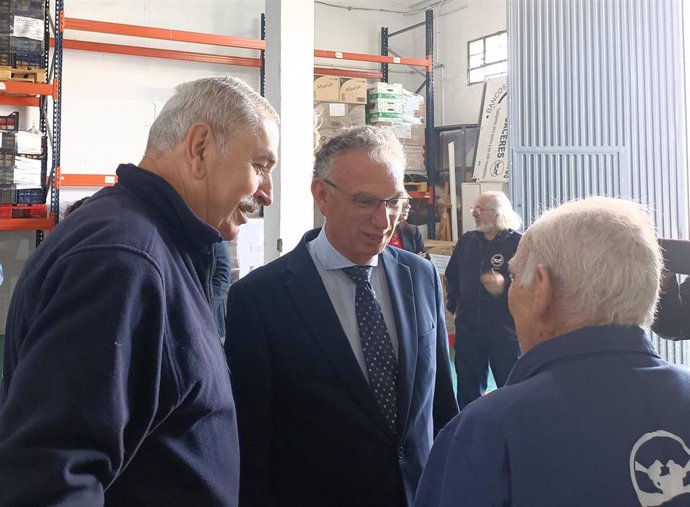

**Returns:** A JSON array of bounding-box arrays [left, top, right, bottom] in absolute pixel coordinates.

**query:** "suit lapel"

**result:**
[[284, 235, 393, 437], [381, 248, 417, 438]]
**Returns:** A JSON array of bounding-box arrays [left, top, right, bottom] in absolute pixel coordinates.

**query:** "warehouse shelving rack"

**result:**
[[54, 16, 266, 189], [0, 0, 63, 245], [53, 10, 438, 239], [302, 10, 437, 236]]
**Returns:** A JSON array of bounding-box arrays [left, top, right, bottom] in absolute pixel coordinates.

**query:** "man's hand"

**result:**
[[480, 269, 505, 297]]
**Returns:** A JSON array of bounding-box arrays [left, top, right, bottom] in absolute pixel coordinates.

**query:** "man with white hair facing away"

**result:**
[[445, 191, 522, 409], [414, 196, 690, 507]]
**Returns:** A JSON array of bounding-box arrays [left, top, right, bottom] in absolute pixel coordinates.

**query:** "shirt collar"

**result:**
[[310, 226, 379, 270], [116, 163, 222, 250], [507, 325, 659, 384]]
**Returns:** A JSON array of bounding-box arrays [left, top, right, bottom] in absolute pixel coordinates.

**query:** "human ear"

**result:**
[[311, 179, 330, 217], [533, 264, 553, 317], [185, 123, 211, 179]]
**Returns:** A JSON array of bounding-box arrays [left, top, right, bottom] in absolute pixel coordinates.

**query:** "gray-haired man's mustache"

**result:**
[[239, 196, 261, 214]]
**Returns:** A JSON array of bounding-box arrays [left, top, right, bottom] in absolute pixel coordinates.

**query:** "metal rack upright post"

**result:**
[[0, 0, 64, 245], [381, 10, 436, 239]]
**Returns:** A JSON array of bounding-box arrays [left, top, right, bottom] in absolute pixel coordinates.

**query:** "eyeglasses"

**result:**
[[470, 206, 496, 213], [323, 179, 410, 212]]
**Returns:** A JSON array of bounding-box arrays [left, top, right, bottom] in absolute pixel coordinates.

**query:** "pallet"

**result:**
[[404, 181, 428, 193], [0, 66, 46, 83]]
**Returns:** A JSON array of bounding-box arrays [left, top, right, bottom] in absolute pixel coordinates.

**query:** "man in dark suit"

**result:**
[[225, 125, 458, 507]]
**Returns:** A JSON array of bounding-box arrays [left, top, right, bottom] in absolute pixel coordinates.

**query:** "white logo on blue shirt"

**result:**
[[630, 430, 690, 506]]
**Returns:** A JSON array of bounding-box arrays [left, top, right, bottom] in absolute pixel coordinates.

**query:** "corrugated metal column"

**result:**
[[508, 0, 688, 365]]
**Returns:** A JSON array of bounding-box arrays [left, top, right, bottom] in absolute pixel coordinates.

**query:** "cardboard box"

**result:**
[[366, 111, 403, 123], [314, 75, 341, 102], [368, 91, 404, 101], [367, 97, 403, 114], [373, 122, 425, 146], [403, 144, 425, 170], [339, 78, 367, 104], [368, 82, 403, 97], [314, 102, 366, 130], [403, 89, 425, 119]]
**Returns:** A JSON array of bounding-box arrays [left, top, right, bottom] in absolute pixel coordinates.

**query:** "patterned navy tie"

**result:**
[[343, 265, 398, 434]]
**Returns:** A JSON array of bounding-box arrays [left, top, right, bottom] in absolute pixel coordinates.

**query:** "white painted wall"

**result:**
[[432, 0, 507, 126]]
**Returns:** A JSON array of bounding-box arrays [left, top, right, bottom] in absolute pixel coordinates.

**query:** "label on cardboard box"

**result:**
[[314, 75, 341, 102], [367, 98, 403, 114], [368, 82, 403, 95], [367, 91, 403, 101], [340, 78, 367, 104], [366, 111, 403, 123], [328, 103, 347, 117], [12, 16, 44, 41], [315, 102, 366, 130]]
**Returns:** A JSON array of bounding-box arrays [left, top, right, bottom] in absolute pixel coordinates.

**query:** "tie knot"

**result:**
[[342, 265, 373, 285]]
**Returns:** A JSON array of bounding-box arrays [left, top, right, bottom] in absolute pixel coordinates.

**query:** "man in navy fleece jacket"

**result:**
[[0, 76, 279, 506], [415, 197, 690, 507]]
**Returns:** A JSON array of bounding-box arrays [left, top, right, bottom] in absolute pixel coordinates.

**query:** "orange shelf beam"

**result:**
[[315, 49, 431, 69], [0, 216, 55, 231], [57, 38, 261, 67], [0, 80, 55, 97], [0, 95, 40, 107], [63, 17, 266, 51], [314, 66, 383, 80], [60, 173, 118, 187]]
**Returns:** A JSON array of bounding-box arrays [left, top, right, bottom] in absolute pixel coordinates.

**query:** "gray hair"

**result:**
[[484, 191, 522, 231], [313, 125, 406, 184], [145, 76, 278, 155], [514, 196, 662, 327]]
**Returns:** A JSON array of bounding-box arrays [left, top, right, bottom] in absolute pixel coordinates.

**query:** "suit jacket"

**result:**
[[225, 229, 458, 507], [397, 222, 429, 259]]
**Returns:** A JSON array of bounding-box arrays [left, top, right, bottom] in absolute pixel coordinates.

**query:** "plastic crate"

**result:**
[[11, 0, 44, 18], [10, 50, 42, 68], [0, 167, 12, 185], [16, 186, 44, 204], [0, 131, 14, 151], [0, 202, 47, 218], [0, 185, 44, 204], [0, 185, 15, 204], [0, 152, 14, 169], [0, 112, 18, 131]]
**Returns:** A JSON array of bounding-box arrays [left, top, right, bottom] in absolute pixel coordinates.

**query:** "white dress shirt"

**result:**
[[306, 227, 400, 382]]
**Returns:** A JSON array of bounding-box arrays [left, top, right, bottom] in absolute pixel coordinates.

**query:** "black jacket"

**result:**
[[653, 275, 690, 340], [445, 229, 521, 337], [0, 164, 239, 506], [397, 222, 429, 258]]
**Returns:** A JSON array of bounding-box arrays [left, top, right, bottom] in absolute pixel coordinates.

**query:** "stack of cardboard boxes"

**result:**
[[366, 83, 426, 174], [313, 75, 367, 152], [313, 77, 427, 175]]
